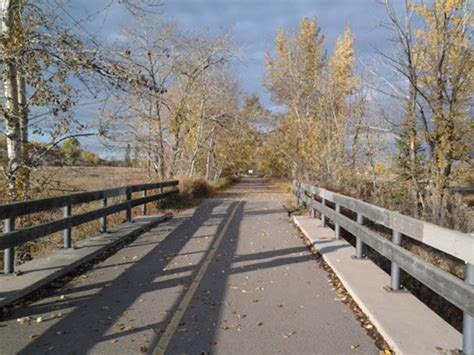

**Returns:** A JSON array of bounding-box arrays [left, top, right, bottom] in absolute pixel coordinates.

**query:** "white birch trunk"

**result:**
[[2, 0, 21, 199]]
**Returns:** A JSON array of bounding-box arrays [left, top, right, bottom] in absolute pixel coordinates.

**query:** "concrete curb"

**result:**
[[0, 215, 168, 308], [292, 215, 462, 355]]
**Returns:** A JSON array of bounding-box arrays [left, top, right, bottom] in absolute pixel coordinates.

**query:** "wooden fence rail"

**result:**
[[293, 180, 474, 354], [1, 180, 179, 275]]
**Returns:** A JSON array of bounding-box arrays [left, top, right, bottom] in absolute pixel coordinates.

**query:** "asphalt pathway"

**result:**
[[0, 178, 378, 354]]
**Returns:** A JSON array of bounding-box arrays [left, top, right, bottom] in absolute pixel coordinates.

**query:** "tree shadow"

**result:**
[[10, 196, 315, 355], [159, 202, 314, 354], [16, 200, 228, 355]]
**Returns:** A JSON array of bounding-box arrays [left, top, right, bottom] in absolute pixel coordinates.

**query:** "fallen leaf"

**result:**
[[256, 322, 263, 326], [283, 330, 297, 339], [350, 344, 360, 350], [364, 324, 373, 330], [17, 317, 32, 325]]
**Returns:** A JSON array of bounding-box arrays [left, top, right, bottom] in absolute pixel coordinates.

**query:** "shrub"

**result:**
[[181, 178, 213, 198]]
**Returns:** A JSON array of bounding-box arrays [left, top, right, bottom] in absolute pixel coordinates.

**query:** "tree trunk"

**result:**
[[188, 117, 205, 177], [17, 68, 30, 195], [2, 0, 22, 200], [205, 137, 215, 180]]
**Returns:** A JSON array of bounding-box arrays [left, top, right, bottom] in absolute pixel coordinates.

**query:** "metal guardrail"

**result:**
[[294, 180, 474, 354], [1, 180, 179, 275]]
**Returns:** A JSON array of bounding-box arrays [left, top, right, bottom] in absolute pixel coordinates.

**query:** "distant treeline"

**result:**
[[0, 137, 131, 168]]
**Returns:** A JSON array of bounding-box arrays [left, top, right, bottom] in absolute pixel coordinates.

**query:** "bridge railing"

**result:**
[[1, 180, 179, 275], [294, 180, 474, 353]]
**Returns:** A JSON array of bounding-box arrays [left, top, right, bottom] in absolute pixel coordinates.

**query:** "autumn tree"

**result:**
[[0, 0, 129, 199], [383, 0, 473, 223], [320, 27, 357, 185], [264, 17, 326, 180], [263, 17, 361, 188], [104, 21, 239, 180]]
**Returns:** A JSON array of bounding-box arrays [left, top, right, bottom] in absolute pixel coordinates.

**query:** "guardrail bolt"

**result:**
[[320, 198, 326, 227], [142, 189, 147, 216], [463, 262, 474, 355], [3, 217, 15, 274], [63, 205, 72, 249], [335, 204, 341, 239], [355, 213, 364, 259], [390, 230, 402, 290], [100, 198, 108, 233]]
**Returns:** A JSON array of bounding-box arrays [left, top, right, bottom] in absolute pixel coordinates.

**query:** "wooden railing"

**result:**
[[294, 180, 474, 354], [1, 180, 179, 274]]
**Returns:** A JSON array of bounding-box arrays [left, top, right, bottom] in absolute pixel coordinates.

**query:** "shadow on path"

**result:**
[[18, 200, 226, 354]]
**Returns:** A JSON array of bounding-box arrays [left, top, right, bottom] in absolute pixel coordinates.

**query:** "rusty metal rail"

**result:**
[[294, 180, 474, 354], [1, 180, 179, 275]]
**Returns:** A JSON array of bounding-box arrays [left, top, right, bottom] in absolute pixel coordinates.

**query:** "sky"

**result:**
[[66, 0, 403, 157]]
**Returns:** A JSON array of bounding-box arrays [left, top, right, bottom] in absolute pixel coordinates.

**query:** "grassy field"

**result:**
[[1, 166, 162, 270], [31, 166, 153, 196], [0, 167, 238, 271]]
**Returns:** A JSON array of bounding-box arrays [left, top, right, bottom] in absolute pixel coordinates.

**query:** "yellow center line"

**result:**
[[153, 201, 242, 355]]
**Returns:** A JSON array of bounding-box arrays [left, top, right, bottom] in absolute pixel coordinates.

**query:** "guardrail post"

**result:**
[[463, 262, 474, 355], [335, 204, 341, 239], [355, 213, 364, 259], [142, 189, 147, 216], [126, 188, 132, 222], [320, 198, 326, 227], [100, 198, 108, 233], [390, 230, 402, 290], [296, 183, 301, 207], [63, 205, 72, 249], [3, 217, 15, 274], [310, 193, 315, 218]]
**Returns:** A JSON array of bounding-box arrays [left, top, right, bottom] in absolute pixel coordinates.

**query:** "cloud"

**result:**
[[66, 0, 403, 157]]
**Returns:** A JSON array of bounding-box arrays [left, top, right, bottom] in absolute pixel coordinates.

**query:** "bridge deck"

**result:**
[[0, 178, 377, 354]]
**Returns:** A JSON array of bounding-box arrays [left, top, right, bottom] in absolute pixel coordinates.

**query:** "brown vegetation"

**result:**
[[0, 166, 238, 271]]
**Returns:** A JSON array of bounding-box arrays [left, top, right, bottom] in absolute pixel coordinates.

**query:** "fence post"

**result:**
[[310, 193, 315, 218], [126, 188, 132, 222], [3, 217, 15, 274], [390, 230, 402, 290], [463, 262, 474, 355], [355, 213, 364, 259], [320, 198, 326, 227], [142, 189, 147, 216], [335, 204, 341, 239], [100, 198, 108, 233], [295, 182, 301, 207], [63, 205, 72, 249]]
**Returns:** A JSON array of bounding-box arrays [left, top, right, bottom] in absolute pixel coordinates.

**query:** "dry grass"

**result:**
[[267, 178, 293, 194], [0, 168, 238, 272], [30, 166, 153, 196]]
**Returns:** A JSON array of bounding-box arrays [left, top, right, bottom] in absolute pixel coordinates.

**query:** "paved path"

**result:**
[[0, 178, 378, 354]]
